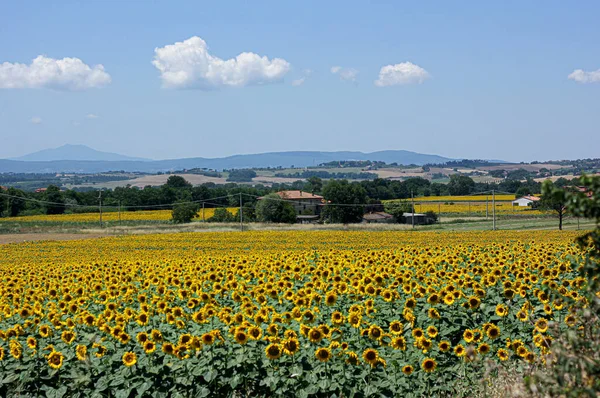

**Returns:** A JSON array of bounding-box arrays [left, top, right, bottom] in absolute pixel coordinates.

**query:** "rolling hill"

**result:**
[[1, 147, 453, 173]]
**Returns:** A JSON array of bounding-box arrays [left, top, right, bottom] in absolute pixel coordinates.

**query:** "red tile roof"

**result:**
[[274, 190, 323, 200]]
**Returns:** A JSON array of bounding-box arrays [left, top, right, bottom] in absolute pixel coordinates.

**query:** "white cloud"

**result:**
[[152, 36, 291, 89], [0, 55, 111, 90], [291, 69, 312, 86], [291, 77, 306, 86], [30, 116, 42, 124], [86, 113, 99, 119], [331, 66, 358, 82], [374, 62, 430, 87], [568, 69, 600, 84]]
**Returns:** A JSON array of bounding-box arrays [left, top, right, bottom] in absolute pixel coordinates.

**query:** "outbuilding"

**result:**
[[512, 195, 540, 207]]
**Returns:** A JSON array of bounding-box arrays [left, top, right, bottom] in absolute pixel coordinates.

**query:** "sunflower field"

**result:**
[[0, 208, 238, 224], [0, 230, 592, 397]]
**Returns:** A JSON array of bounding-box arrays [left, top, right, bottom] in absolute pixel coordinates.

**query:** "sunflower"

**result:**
[[427, 308, 440, 320], [26, 337, 37, 350], [412, 328, 424, 339], [402, 364, 414, 375], [75, 344, 87, 361], [39, 325, 52, 338], [283, 338, 300, 355], [137, 332, 149, 344], [421, 357, 437, 373], [486, 324, 500, 340], [248, 326, 263, 340], [454, 344, 466, 357], [122, 351, 137, 367], [331, 311, 344, 325], [61, 330, 76, 345], [427, 293, 440, 305], [178, 334, 192, 346], [438, 340, 451, 352], [234, 330, 249, 345], [9, 342, 22, 359], [201, 333, 215, 345], [516, 310, 528, 322], [0, 347, 4, 361], [368, 325, 383, 340], [162, 342, 175, 356], [143, 341, 157, 354], [391, 336, 407, 350], [362, 348, 378, 365], [426, 325, 438, 338], [315, 347, 332, 362], [535, 318, 549, 333], [150, 329, 163, 342], [93, 343, 107, 358], [497, 348, 509, 361], [47, 351, 64, 369], [478, 343, 490, 355], [463, 329, 474, 343], [516, 346, 528, 358], [467, 296, 481, 309], [443, 294, 455, 305], [389, 320, 403, 334], [325, 292, 337, 306], [348, 313, 362, 328], [265, 343, 283, 360], [564, 314, 577, 327], [525, 351, 535, 363], [346, 351, 360, 365], [495, 304, 508, 317], [308, 327, 324, 343]]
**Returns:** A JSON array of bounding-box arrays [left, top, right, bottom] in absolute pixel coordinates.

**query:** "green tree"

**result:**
[[166, 175, 192, 189], [171, 202, 199, 223], [45, 185, 65, 215], [208, 208, 236, 222], [321, 180, 367, 224], [6, 188, 26, 217], [531, 175, 600, 395], [540, 180, 568, 230], [447, 175, 475, 195], [384, 201, 414, 223], [305, 177, 323, 194], [255, 194, 297, 223]]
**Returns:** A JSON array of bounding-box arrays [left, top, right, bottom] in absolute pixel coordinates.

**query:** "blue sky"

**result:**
[[0, 1, 598, 162]]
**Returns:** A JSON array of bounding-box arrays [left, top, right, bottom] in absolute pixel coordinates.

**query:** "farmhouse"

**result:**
[[512, 195, 540, 207], [362, 212, 395, 224], [260, 190, 324, 217], [402, 212, 435, 225]]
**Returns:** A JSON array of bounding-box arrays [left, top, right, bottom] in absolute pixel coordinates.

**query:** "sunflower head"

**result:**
[[122, 351, 137, 367], [315, 347, 332, 362], [421, 357, 437, 373], [362, 348, 379, 365], [265, 343, 283, 360]]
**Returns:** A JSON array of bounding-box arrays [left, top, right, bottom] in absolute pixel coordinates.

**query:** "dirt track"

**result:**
[[0, 233, 108, 245]]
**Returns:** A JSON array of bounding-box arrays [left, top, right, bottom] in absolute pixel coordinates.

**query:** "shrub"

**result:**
[[171, 202, 199, 223]]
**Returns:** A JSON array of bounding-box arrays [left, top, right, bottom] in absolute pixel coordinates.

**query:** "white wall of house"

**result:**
[[512, 198, 533, 207]]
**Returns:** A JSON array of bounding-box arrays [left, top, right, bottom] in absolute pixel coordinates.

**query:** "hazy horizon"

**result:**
[[1, 1, 599, 163]]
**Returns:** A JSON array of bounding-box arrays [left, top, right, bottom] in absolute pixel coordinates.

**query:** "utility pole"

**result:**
[[118, 200, 122, 226], [486, 196, 489, 220], [492, 190, 496, 231], [98, 190, 103, 228], [411, 190, 415, 229], [239, 192, 243, 232]]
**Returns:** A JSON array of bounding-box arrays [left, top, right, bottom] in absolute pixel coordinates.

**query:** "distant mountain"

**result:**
[[11, 144, 150, 162], [0, 149, 453, 174]]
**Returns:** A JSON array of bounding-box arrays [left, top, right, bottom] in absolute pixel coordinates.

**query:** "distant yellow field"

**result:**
[[0, 208, 239, 223], [396, 194, 516, 202]]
